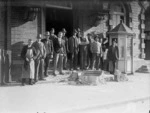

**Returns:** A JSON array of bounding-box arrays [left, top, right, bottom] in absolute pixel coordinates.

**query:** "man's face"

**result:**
[[58, 32, 63, 38], [37, 38, 41, 42], [46, 35, 49, 39], [28, 40, 33, 46], [77, 32, 81, 37], [100, 38, 103, 43], [112, 41, 116, 46], [95, 37, 99, 42], [51, 30, 55, 34], [74, 32, 77, 36], [63, 32, 66, 36]]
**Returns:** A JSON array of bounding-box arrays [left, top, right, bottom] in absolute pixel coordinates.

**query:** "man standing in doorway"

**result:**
[[107, 39, 119, 74], [42, 31, 54, 77], [68, 29, 79, 70], [53, 32, 65, 76], [32, 34, 46, 82]]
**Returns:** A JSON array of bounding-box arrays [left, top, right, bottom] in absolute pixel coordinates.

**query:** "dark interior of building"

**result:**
[[46, 7, 73, 37]]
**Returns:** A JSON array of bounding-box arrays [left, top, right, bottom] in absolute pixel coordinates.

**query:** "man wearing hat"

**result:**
[[62, 28, 69, 70], [107, 39, 119, 74], [32, 34, 46, 82], [42, 31, 54, 77], [50, 28, 57, 41], [86, 33, 93, 69], [53, 31, 66, 76], [68, 29, 79, 70]]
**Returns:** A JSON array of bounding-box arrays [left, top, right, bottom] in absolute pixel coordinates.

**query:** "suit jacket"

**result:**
[[62, 36, 69, 53], [107, 45, 119, 61], [41, 38, 54, 55], [21, 45, 37, 70], [68, 36, 79, 53], [32, 41, 46, 60], [53, 38, 65, 54]]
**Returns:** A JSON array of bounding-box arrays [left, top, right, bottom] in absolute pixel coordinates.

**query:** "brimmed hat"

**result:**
[[45, 31, 50, 36], [62, 28, 66, 33]]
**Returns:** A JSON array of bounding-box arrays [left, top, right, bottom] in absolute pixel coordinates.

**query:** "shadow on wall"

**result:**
[[84, 14, 108, 37], [11, 6, 31, 27], [11, 41, 24, 82]]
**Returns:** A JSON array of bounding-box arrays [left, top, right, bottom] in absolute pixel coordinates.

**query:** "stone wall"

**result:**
[[130, 1, 142, 59]]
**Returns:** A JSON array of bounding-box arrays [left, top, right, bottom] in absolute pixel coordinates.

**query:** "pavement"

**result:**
[[0, 72, 150, 113]]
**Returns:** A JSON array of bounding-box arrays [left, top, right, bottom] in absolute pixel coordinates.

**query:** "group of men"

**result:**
[[21, 28, 119, 85]]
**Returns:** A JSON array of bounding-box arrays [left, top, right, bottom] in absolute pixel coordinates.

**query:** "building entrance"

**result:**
[[144, 6, 150, 60], [46, 7, 73, 37]]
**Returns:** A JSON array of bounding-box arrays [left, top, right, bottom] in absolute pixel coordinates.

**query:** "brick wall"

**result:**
[[11, 6, 38, 80], [11, 7, 38, 61], [129, 1, 149, 71]]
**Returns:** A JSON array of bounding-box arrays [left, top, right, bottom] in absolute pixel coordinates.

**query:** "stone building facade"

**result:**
[[0, 0, 150, 84]]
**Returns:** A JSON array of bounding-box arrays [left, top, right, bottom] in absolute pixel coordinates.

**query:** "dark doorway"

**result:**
[[46, 7, 73, 37], [144, 39, 150, 60]]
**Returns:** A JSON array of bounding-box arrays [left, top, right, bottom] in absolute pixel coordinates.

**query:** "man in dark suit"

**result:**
[[107, 39, 119, 74], [50, 28, 57, 41], [68, 29, 79, 70], [32, 34, 46, 82], [42, 31, 54, 77], [53, 32, 65, 76]]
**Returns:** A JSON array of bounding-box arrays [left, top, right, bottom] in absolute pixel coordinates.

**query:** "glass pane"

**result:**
[[127, 37, 132, 57], [119, 38, 125, 58]]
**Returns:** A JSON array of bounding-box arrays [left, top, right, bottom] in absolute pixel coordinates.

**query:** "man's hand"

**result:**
[[26, 58, 29, 62]]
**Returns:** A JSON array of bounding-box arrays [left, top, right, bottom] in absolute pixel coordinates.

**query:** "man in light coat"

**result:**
[[32, 34, 46, 82]]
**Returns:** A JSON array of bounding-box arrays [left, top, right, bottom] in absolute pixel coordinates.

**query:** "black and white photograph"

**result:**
[[0, 0, 150, 113]]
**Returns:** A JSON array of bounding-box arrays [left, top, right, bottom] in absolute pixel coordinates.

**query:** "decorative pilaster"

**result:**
[[140, 13, 146, 59]]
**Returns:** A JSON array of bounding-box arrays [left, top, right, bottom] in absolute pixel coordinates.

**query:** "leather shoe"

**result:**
[[39, 78, 46, 81]]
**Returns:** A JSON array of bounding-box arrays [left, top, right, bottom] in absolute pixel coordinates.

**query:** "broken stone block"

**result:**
[[79, 70, 106, 85]]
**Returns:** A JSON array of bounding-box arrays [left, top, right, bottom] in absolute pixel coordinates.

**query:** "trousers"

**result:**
[[53, 53, 63, 74], [34, 58, 44, 81]]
